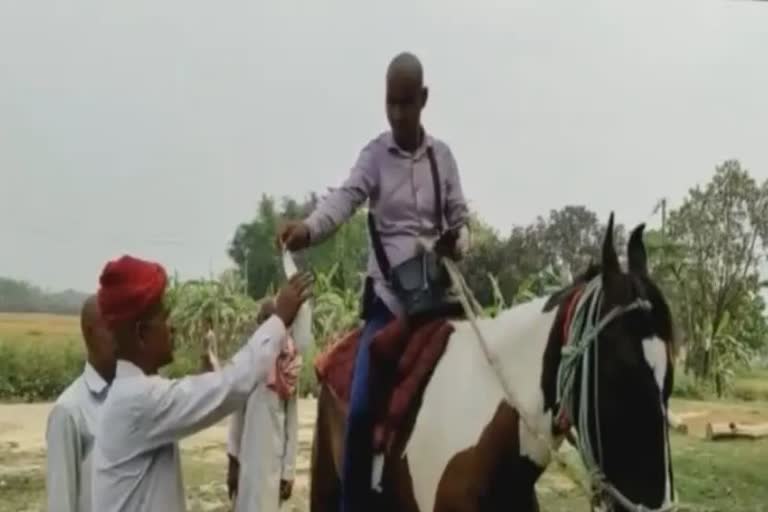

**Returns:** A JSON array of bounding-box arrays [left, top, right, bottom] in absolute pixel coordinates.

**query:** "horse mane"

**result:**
[[541, 262, 602, 313]]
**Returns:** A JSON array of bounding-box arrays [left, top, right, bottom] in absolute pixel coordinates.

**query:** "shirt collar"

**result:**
[[386, 128, 433, 159], [83, 362, 109, 395], [115, 359, 146, 379]]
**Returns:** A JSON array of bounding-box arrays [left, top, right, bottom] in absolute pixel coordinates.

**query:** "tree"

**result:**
[[533, 205, 626, 277], [228, 195, 368, 299], [665, 160, 768, 395]]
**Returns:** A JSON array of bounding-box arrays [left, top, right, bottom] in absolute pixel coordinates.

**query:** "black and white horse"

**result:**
[[310, 214, 675, 512]]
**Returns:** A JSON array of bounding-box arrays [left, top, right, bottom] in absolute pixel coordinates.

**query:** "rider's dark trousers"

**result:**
[[340, 297, 394, 512]]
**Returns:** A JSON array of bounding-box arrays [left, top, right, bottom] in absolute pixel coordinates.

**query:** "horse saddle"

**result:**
[[314, 317, 454, 454]]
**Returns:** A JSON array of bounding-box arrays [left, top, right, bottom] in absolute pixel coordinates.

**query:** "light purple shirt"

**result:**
[[304, 131, 469, 316]]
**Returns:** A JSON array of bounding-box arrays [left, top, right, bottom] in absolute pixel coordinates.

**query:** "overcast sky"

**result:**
[[1, 0, 767, 292]]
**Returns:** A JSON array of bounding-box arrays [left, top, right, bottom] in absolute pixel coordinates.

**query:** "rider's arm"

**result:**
[[442, 145, 471, 255], [304, 145, 376, 245]]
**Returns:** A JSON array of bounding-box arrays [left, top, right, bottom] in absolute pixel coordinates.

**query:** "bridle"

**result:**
[[555, 277, 676, 512]]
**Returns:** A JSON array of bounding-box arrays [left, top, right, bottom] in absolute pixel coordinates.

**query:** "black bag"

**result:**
[[364, 147, 458, 320]]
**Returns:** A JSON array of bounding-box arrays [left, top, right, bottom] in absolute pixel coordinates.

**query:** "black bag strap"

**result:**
[[426, 146, 444, 233], [368, 146, 443, 279]]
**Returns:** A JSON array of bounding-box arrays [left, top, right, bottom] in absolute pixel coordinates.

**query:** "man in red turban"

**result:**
[[91, 255, 312, 512]]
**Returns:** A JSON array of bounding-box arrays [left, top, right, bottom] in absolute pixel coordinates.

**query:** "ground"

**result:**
[[1, 399, 767, 512]]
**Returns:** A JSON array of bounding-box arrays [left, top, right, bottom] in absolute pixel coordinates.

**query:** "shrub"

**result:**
[[0, 340, 83, 401]]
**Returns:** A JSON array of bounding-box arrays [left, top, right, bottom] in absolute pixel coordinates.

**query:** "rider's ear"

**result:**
[[627, 224, 649, 277], [601, 212, 621, 294]]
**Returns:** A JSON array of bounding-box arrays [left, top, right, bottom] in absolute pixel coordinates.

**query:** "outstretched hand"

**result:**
[[274, 272, 313, 327]]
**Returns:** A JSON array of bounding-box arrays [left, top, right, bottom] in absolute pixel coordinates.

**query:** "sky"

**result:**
[[1, 0, 767, 292]]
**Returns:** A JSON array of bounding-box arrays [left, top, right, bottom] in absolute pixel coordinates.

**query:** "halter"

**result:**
[[555, 277, 676, 512], [442, 258, 679, 512]]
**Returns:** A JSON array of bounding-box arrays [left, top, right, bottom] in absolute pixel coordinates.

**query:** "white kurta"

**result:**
[[92, 315, 287, 512], [227, 385, 299, 512], [45, 363, 109, 512]]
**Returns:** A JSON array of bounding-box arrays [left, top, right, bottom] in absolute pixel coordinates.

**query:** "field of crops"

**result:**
[[1, 313, 768, 511]]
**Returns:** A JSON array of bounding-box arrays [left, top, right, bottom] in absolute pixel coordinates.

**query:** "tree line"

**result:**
[[0, 278, 88, 315], [228, 159, 768, 396]]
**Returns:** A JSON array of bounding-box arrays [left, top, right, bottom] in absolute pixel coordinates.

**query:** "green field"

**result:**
[[1, 313, 767, 511]]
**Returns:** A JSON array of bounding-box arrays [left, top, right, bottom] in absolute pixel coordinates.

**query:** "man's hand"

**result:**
[[227, 454, 240, 501], [280, 479, 294, 502], [277, 221, 311, 251], [275, 273, 313, 327]]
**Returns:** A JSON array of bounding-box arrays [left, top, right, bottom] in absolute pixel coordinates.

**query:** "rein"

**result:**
[[442, 259, 691, 512]]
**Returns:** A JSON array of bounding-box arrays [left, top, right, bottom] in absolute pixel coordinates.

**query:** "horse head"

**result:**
[[553, 213, 675, 511]]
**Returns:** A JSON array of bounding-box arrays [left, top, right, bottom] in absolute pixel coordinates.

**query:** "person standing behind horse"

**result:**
[[279, 51, 470, 512], [45, 295, 116, 512], [225, 298, 301, 512]]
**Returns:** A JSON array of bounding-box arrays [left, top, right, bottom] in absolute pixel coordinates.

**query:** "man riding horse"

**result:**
[[282, 53, 677, 512], [279, 51, 470, 511]]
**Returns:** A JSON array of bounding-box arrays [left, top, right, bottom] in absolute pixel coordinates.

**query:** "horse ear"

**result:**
[[627, 223, 648, 276], [601, 212, 621, 286]]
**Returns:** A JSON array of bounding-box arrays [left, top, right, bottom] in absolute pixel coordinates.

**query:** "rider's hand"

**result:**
[[277, 221, 311, 251], [274, 272, 313, 327], [434, 226, 470, 261], [434, 229, 461, 261], [227, 454, 240, 501]]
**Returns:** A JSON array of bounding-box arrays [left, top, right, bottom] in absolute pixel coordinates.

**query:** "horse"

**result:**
[[310, 214, 676, 512]]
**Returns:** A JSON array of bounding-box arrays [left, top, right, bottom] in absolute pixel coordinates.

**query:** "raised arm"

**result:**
[[139, 315, 287, 449], [305, 145, 377, 245], [442, 145, 469, 231], [45, 405, 81, 512]]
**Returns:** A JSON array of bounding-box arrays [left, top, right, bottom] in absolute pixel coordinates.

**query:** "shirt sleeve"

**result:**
[[45, 405, 80, 512], [281, 394, 299, 481], [304, 145, 377, 245], [442, 146, 470, 231], [139, 315, 287, 448], [227, 404, 246, 459]]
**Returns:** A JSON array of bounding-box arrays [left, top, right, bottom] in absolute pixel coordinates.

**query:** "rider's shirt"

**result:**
[[304, 130, 469, 317]]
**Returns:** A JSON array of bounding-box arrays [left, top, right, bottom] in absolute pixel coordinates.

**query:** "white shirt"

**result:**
[[92, 315, 287, 512], [45, 362, 109, 512]]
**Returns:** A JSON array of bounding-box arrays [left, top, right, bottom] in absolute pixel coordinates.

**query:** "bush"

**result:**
[[0, 340, 84, 401]]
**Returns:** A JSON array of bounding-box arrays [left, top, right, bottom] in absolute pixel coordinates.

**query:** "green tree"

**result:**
[[228, 195, 368, 299], [665, 160, 768, 395]]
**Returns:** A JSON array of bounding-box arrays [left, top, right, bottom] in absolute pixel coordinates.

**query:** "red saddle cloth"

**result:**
[[314, 318, 454, 454]]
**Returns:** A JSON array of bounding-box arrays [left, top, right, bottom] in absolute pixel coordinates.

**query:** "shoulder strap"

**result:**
[[426, 146, 443, 233], [367, 211, 391, 278], [368, 146, 443, 279]]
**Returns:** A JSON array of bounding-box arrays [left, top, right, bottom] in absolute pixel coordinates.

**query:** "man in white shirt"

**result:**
[[46, 295, 116, 512], [91, 254, 312, 512], [225, 299, 301, 512]]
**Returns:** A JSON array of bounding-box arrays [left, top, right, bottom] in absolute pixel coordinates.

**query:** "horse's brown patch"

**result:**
[[433, 402, 542, 512]]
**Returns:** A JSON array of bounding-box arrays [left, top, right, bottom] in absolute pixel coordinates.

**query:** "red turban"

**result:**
[[97, 255, 168, 329]]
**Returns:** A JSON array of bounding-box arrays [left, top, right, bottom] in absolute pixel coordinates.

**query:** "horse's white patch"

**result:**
[[641, 337, 667, 392], [404, 297, 557, 512], [642, 336, 672, 504]]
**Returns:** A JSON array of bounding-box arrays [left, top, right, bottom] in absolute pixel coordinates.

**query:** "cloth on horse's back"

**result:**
[[314, 318, 454, 454]]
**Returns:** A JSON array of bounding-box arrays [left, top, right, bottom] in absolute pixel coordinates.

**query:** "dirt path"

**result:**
[[0, 399, 319, 508], [0, 398, 582, 511]]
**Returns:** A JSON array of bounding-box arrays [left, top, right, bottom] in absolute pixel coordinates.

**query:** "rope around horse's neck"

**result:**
[[442, 259, 594, 495], [442, 259, 709, 512]]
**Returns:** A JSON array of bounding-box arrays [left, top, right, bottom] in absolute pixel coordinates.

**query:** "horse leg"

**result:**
[[310, 389, 341, 512]]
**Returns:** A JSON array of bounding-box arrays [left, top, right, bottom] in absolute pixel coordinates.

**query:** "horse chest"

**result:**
[[403, 301, 557, 512]]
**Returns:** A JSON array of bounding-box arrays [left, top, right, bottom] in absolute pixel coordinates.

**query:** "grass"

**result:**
[[0, 313, 81, 346], [1, 415, 767, 511], [1, 313, 767, 510]]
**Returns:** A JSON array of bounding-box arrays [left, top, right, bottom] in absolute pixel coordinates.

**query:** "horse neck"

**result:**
[[474, 297, 560, 417]]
